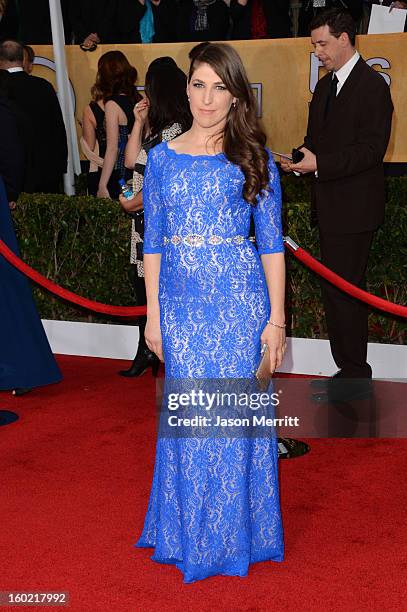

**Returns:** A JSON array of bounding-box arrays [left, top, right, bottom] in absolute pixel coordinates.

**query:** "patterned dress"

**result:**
[[130, 123, 183, 278], [136, 141, 285, 583]]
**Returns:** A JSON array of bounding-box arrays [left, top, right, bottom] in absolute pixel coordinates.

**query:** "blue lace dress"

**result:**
[[136, 140, 284, 583]]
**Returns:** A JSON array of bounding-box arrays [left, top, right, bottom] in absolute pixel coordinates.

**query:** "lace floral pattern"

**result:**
[[136, 141, 285, 582]]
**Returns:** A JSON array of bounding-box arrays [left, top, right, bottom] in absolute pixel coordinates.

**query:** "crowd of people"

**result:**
[[0, 1, 406, 47]]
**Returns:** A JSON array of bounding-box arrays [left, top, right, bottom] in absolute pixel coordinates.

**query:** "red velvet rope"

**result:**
[[0, 239, 146, 318], [0, 237, 406, 319], [284, 237, 407, 319]]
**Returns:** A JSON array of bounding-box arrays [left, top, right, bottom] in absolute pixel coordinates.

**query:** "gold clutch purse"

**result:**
[[255, 345, 273, 390]]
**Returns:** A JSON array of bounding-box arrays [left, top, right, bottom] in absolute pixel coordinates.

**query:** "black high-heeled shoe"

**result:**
[[12, 387, 32, 397], [119, 348, 160, 378]]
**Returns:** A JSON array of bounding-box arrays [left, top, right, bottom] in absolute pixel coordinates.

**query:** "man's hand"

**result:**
[[390, 2, 407, 10], [9, 201, 17, 210], [81, 33, 100, 49], [291, 147, 317, 175]]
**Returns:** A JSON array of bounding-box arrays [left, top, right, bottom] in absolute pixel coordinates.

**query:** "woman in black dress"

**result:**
[[118, 57, 192, 377], [82, 51, 141, 199]]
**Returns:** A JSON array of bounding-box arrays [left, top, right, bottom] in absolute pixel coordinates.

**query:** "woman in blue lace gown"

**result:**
[[136, 42, 286, 583]]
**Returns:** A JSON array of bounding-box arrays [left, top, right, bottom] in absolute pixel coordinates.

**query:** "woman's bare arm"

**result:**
[[260, 252, 286, 373], [97, 100, 121, 198], [125, 97, 149, 168], [82, 104, 97, 151]]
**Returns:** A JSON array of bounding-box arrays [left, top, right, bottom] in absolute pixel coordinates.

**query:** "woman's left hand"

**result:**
[[118, 192, 143, 212], [134, 97, 149, 125], [260, 323, 287, 374]]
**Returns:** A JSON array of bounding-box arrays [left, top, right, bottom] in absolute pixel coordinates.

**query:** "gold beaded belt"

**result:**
[[163, 234, 250, 247]]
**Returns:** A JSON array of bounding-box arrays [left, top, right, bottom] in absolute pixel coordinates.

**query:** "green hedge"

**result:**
[[280, 175, 407, 344], [14, 193, 135, 323], [13, 177, 407, 344]]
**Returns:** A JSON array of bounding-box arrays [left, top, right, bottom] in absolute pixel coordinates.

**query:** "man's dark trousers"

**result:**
[[319, 230, 373, 379], [304, 57, 393, 380]]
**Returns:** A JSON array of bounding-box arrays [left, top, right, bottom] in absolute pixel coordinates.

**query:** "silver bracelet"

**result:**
[[267, 319, 286, 329]]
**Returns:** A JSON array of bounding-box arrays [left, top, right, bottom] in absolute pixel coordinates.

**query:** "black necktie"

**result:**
[[324, 74, 338, 119]]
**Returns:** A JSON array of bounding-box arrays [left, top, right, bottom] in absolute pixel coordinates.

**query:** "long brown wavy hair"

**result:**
[[188, 42, 269, 206], [91, 51, 138, 104]]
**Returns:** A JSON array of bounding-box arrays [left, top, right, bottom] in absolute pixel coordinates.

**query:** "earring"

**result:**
[[232, 101, 237, 109]]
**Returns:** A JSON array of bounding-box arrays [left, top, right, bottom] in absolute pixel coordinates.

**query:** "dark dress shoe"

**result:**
[[119, 348, 160, 378], [310, 378, 330, 390], [312, 378, 373, 404], [310, 371, 342, 390], [12, 387, 32, 397]]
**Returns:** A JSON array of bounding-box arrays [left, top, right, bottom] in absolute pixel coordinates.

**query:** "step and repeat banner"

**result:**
[[33, 34, 406, 162]]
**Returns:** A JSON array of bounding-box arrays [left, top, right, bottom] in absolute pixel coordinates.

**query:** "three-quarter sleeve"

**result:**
[[252, 152, 284, 255], [143, 148, 165, 254]]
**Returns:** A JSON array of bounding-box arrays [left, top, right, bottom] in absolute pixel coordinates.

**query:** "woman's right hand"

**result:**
[[145, 314, 164, 362]]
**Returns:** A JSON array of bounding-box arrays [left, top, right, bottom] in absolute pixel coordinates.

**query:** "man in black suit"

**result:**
[[281, 9, 393, 400], [0, 40, 68, 194]]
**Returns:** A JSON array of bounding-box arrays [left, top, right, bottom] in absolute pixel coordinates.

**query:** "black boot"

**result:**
[[119, 347, 160, 378], [119, 323, 160, 378]]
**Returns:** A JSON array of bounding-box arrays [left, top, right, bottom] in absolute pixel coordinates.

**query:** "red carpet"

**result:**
[[1, 356, 406, 611]]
